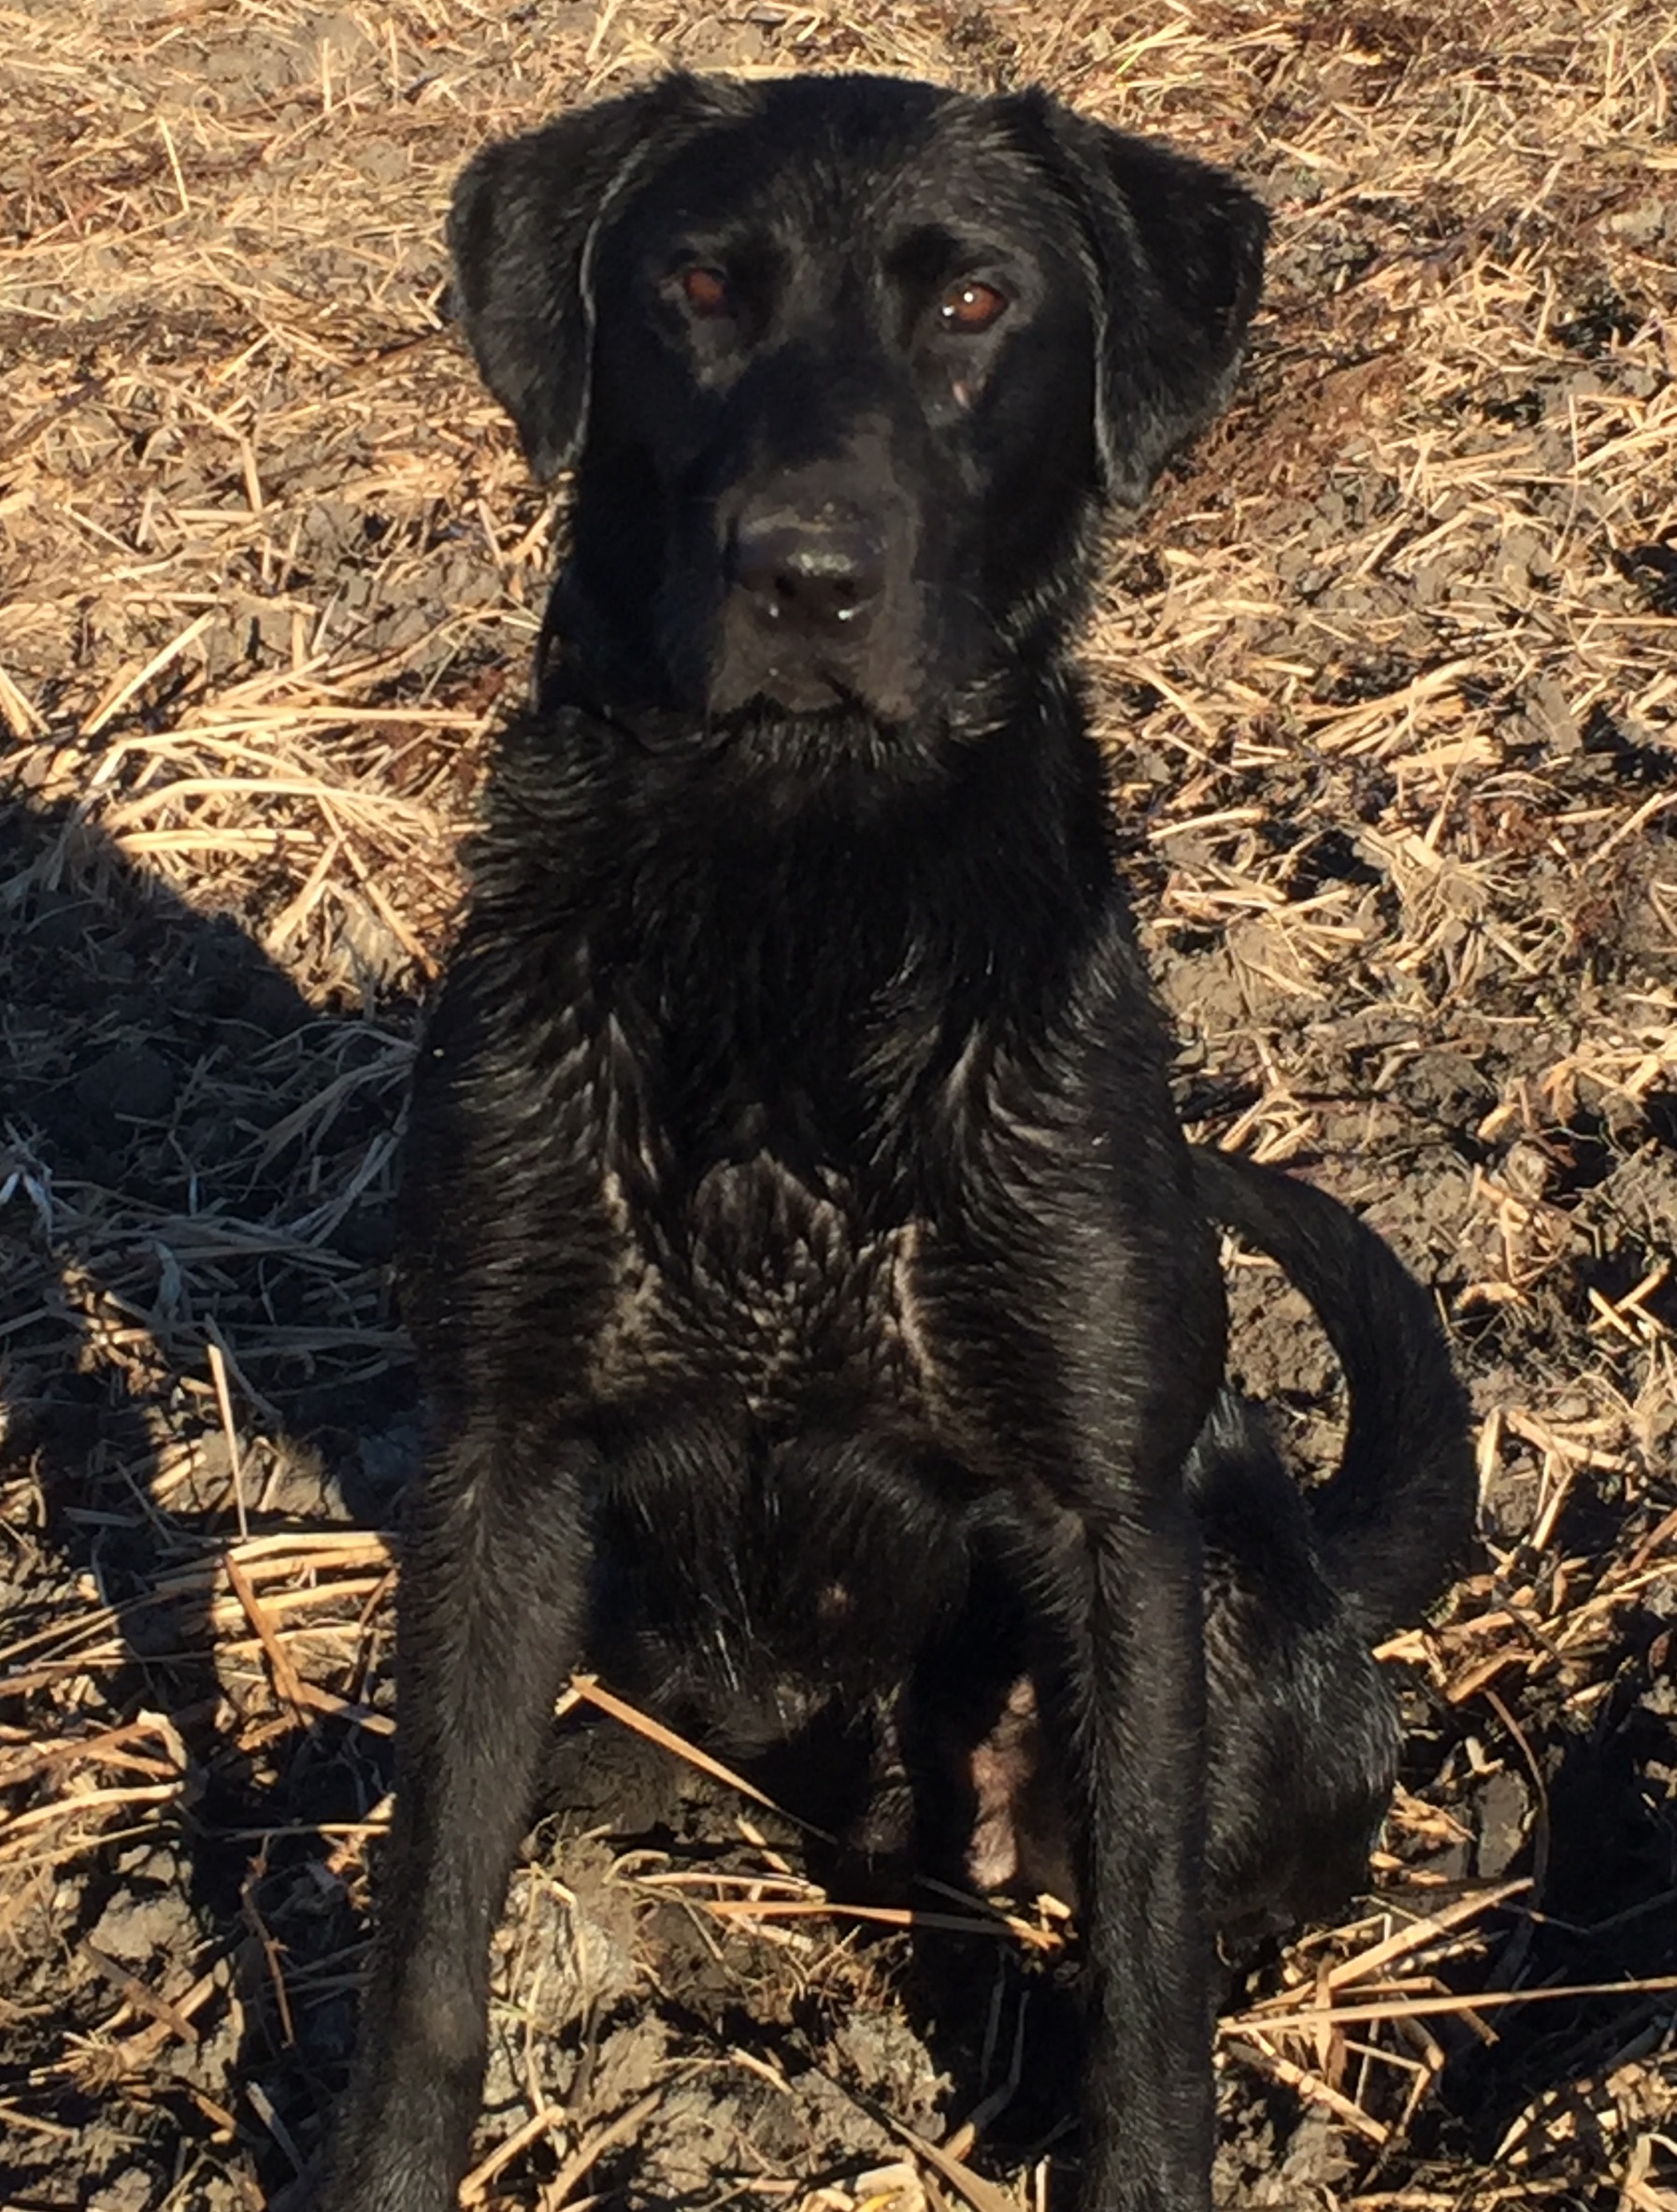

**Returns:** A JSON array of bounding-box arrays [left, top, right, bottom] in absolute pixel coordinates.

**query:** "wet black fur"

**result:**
[[322, 73, 1474, 2212]]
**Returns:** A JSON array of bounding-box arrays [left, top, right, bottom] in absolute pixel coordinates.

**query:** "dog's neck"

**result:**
[[480, 663, 1125, 1190], [528, 645, 1112, 890]]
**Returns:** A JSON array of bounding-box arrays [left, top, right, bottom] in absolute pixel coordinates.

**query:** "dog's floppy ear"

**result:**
[[1009, 93, 1268, 506], [448, 75, 721, 479]]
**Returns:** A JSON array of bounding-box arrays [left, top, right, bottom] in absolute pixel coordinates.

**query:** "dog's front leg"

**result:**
[[322, 1423, 594, 2212], [1033, 1483, 1212, 2212]]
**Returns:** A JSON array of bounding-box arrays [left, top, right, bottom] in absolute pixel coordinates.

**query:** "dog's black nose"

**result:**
[[732, 512, 885, 633]]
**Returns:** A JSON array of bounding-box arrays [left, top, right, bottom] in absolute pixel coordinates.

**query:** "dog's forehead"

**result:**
[[611, 76, 1061, 256]]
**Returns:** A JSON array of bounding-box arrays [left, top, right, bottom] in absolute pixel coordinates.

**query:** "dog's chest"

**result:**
[[525, 813, 1014, 1428], [590, 1136, 939, 1422]]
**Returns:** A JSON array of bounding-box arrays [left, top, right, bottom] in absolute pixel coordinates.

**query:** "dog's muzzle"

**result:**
[[710, 483, 924, 720]]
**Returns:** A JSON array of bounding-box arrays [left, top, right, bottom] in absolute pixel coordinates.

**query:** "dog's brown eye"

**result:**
[[939, 280, 1008, 333], [680, 266, 733, 318]]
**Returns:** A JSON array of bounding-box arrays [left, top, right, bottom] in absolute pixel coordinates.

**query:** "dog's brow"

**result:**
[[659, 227, 781, 276], [884, 224, 965, 288]]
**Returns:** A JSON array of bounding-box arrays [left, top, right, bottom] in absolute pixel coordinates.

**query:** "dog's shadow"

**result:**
[[1, 789, 417, 2199]]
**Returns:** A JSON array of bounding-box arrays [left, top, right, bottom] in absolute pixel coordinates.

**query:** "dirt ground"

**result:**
[[2, 2, 1675, 2207]]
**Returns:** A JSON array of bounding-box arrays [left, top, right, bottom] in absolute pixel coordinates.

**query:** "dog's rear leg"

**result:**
[[322, 1427, 593, 2212]]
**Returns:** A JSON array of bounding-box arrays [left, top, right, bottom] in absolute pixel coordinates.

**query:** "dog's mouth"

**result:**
[[732, 663, 887, 718], [706, 643, 922, 730], [704, 659, 842, 718]]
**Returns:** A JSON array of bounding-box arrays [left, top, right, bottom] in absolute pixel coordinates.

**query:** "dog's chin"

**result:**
[[711, 694, 911, 767], [675, 693, 962, 810]]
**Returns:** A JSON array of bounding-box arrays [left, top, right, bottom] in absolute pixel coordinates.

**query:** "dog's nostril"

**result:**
[[733, 518, 885, 633]]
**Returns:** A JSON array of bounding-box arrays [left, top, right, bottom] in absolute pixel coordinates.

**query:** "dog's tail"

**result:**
[[1190, 1145, 1477, 1636]]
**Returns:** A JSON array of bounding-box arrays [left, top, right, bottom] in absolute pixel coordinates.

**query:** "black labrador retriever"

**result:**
[[322, 72, 1474, 2212]]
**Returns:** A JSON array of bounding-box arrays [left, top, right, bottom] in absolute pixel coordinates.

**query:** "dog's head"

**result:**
[[450, 73, 1265, 740]]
